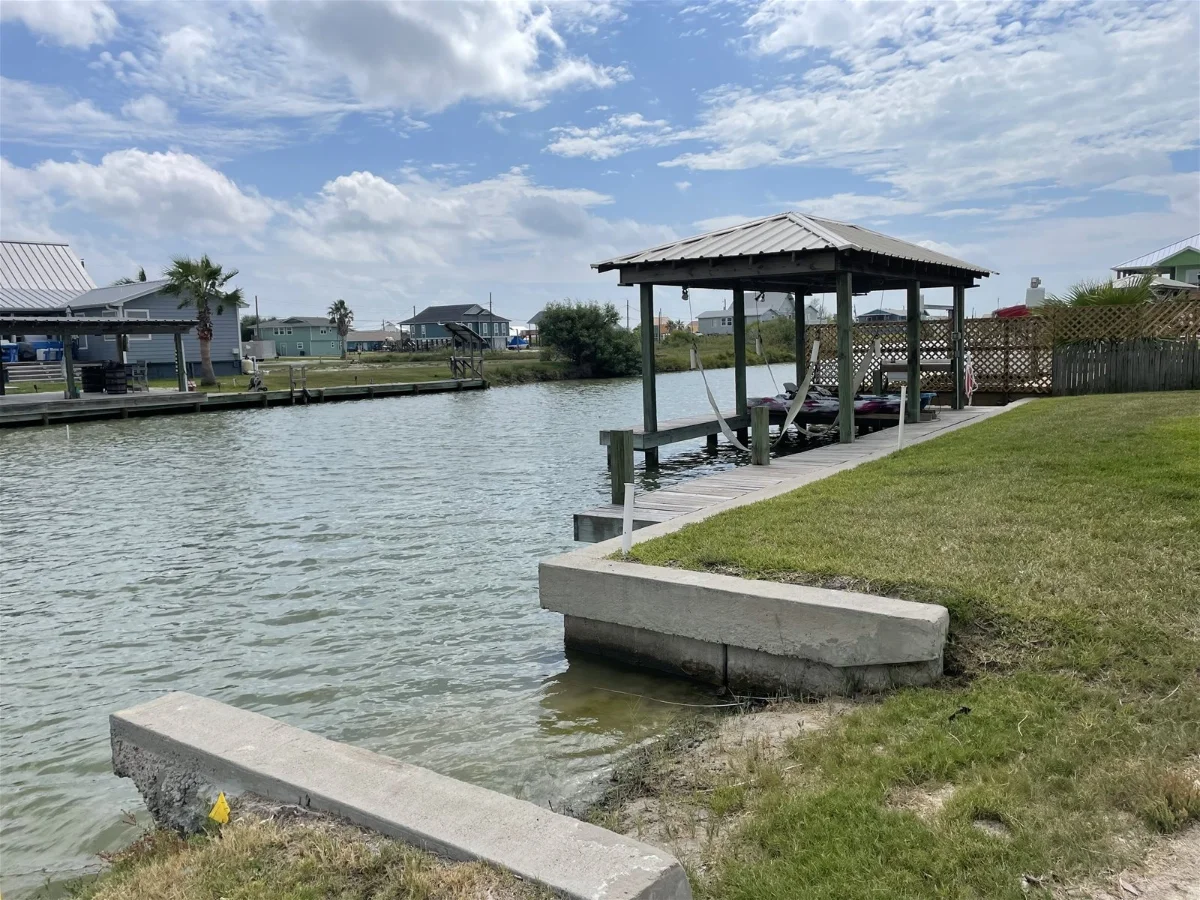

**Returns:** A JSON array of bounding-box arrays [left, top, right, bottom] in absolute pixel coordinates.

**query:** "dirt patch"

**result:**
[[886, 784, 956, 821], [594, 699, 852, 873], [1058, 826, 1200, 899]]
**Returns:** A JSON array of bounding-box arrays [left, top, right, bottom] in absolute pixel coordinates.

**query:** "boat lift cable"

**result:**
[[754, 291, 781, 394], [788, 339, 882, 440], [684, 287, 749, 452]]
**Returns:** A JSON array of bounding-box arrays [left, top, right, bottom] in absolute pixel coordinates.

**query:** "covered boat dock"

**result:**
[[593, 212, 992, 460]]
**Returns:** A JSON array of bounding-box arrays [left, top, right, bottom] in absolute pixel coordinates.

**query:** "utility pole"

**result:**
[[254, 294, 261, 342]]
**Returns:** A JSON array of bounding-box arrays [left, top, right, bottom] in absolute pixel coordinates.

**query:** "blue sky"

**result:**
[[1, 0, 1197, 325]]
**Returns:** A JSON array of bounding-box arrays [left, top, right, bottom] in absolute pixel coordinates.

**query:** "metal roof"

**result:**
[[1113, 234, 1200, 272], [593, 211, 992, 275], [69, 279, 171, 309], [262, 316, 333, 327], [0, 240, 97, 311], [0, 315, 197, 335], [345, 329, 395, 342]]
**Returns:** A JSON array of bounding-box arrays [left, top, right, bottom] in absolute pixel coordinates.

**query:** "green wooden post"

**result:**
[[62, 331, 78, 400], [836, 271, 854, 443], [174, 333, 188, 392], [751, 405, 770, 466], [952, 284, 966, 409], [906, 281, 921, 424], [794, 292, 807, 387], [639, 283, 659, 465], [733, 288, 747, 417], [609, 429, 635, 504]]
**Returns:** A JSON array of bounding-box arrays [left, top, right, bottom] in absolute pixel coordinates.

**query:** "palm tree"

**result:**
[[112, 266, 147, 286], [162, 255, 245, 385], [328, 299, 354, 359], [1046, 275, 1153, 307]]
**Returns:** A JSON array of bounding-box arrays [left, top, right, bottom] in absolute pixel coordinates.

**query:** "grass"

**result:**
[[626, 392, 1200, 899], [68, 814, 552, 900]]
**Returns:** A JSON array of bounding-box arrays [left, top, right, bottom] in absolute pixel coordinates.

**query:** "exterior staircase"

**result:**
[[4, 361, 67, 383]]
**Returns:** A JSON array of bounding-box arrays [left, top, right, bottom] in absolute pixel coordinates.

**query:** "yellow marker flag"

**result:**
[[208, 792, 230, 824]]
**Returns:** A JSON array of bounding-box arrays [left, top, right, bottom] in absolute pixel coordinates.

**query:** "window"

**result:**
[[286, 327, 293, 335], [296, 341, 304, 350], [125, 308, 151, 341], [77, 334, 88, 350], [419, 325, 426, 337], [320, 327, 329, 334]]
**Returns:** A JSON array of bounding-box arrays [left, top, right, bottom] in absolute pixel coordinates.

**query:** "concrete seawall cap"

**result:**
[[111, 692, 692, 900]]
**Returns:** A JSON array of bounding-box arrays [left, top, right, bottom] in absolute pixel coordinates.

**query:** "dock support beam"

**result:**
[[609, 430, 634, 504], [751, 405, 770, 466], [174, 333, 188, 393], [836, 272, 854, 443], [952, 284, 966, 410], [794, 292, 807, 388], [733, 287, 747, 444], [906, 281, 921, 424], [639, 284, 659, 465], [62, 331, 78, 400]]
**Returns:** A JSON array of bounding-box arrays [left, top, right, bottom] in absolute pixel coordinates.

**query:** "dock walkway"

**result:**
[[575, 405, 1016, 542], [0, 378, 485, 428]]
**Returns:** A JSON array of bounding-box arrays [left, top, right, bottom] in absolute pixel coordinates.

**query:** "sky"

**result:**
[[0, 0, 1197, 326]]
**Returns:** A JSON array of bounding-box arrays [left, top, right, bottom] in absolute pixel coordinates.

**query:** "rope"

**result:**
[[684, 287, 749, 452], [788, 338, 881, 439], [771, 339, 820, 447]]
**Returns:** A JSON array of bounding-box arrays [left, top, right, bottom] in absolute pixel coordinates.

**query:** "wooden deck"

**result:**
[[575, 405, 1015, 542], [0, 379, 486, 427]]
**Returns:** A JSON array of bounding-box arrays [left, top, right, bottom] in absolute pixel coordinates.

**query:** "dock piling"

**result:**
[[751, 405, 771, 466], [609, 429, 635, 504]]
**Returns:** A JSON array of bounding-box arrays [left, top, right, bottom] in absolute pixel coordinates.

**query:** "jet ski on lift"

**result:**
[[749, 382, 937, 425]]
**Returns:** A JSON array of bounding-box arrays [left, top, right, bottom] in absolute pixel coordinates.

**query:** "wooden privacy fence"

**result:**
[[1052, 339, 1200, 396], [804, 301, 1200, 397]]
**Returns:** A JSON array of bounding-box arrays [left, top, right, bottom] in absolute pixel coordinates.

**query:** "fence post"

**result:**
[[609, 430, 634, 505], [751, 405, 771, 466]]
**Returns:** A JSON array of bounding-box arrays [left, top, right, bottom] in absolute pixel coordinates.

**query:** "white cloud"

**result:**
[[546, 112, 680, 159], [792, 193, 925, 220], [0, 77, 280, 151], [675, 181, 692, 193], [120, 94, 175, 125], [12, 149, 275, 236], [0, 0, 117, 48]]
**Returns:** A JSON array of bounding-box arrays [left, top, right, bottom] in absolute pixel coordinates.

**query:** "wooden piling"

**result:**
[[609, 429, 635, 504], [751, 405, 770, 466]]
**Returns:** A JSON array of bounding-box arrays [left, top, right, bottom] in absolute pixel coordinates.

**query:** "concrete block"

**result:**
[[725, 645, 942, 696], [541, 556, 948, 668], [112, 692, 691, 900], [565, 615, 725, 685]]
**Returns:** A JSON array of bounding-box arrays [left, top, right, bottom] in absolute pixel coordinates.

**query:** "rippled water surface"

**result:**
[[1, 366, 789, 895]]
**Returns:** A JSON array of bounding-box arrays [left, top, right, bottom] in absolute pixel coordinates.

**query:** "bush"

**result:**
[[538, 302, 641, 378]]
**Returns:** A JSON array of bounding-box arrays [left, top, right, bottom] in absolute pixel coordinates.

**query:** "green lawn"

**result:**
[[629, 393, 1200, 899]]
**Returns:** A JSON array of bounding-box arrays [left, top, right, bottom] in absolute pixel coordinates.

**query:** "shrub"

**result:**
[[538, 302, 641, 378]]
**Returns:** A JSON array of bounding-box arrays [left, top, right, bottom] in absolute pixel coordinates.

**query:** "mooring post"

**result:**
[[609, 429, 635, 505], [751, 405, 771, 466]]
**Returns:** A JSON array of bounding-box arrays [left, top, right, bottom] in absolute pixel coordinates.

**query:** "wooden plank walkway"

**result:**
[[600, 411, 750, 450], [0, 379, 486, 427], [574, 405, 1017, 542]]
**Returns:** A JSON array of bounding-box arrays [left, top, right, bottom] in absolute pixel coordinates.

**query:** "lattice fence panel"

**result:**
[[799, 303, 1198, 397]]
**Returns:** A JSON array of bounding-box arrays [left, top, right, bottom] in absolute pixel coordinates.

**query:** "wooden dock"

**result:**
[[0, 378, 486, 428], [575, 405, 1013, 542]]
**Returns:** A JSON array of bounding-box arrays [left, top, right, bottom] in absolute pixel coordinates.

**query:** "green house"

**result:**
[[1114, 234, 1200, 286], [256, 316, 343, 357]]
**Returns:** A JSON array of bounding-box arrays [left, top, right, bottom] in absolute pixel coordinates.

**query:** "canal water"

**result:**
[[0, 365, 791, 896]]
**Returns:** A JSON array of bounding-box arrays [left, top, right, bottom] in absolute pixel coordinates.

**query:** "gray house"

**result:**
[[69, 281, 240, 377], [0, 240, 239, 377], [400, 303, 510, 350], [697, 292, 796, 335]]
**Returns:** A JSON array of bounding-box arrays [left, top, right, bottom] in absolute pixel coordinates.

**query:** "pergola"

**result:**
[[594, 212, 992, 456], [0, 315, 198, 399]]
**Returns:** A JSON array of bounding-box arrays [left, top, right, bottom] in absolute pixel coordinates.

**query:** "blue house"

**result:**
[[0, 240, 239, 377], [400, 303, 510, 350]]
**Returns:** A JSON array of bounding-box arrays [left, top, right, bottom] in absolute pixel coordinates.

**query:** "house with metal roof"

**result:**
[[1, 240, 240, 377], [1113, 234, 1200, 286], [0, 239, 97, 312], [400, 303, 510, 350], [254, 316, 344, 357]]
